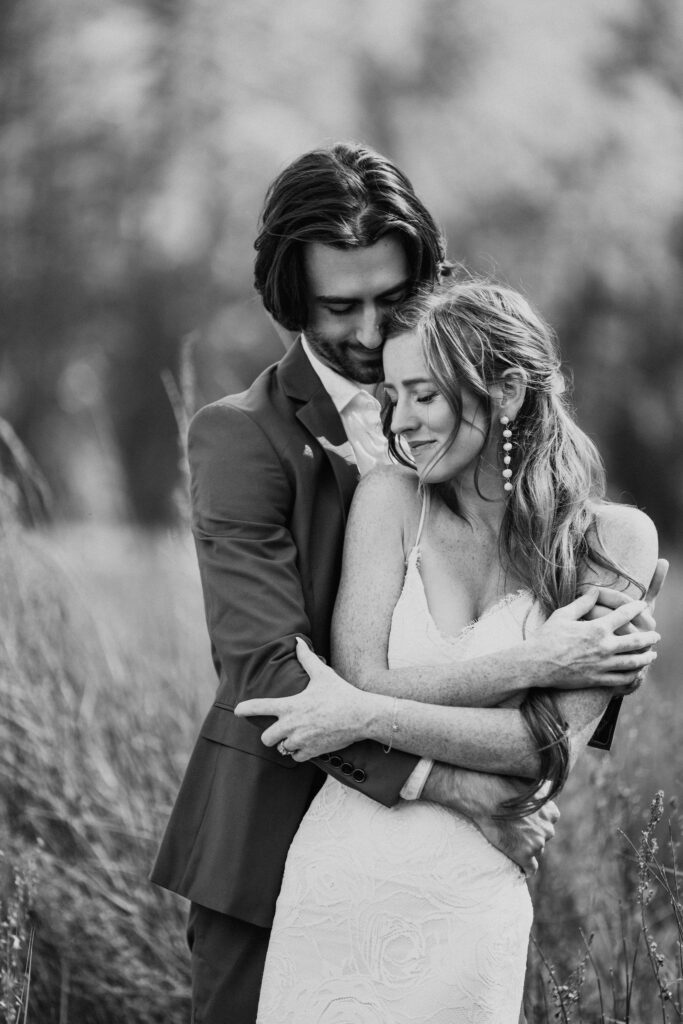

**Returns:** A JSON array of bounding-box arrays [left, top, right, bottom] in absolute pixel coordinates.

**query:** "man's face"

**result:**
[[303, 233, 411, 384]]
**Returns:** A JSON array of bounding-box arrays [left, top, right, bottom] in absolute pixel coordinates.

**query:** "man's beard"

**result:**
[[305, 329, 383, 385]]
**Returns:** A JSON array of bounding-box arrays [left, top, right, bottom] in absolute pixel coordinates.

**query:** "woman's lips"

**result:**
[[408, 440, 436, 454]]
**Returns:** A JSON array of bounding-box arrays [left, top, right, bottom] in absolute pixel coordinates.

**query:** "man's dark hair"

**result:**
[[254, 142, 451, 331]]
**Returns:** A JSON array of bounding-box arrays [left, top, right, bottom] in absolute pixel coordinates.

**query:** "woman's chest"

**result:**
[[417, 531, 524, 636]]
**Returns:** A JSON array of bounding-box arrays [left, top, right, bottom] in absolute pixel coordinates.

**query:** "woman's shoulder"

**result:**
[[354, 464, 421, 505], [591, 501, 658, 552], [589, 501, 659, 587], [348, 465, 422, 538]]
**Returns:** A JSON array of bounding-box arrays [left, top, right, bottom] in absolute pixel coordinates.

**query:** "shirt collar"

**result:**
[[301, 335, 379, 413]]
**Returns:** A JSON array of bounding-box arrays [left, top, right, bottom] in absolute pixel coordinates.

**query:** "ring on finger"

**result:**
[[277, 741, 293, 757]]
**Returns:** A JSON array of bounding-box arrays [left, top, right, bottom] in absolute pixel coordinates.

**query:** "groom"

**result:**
[[152, 143, 664, 1023]]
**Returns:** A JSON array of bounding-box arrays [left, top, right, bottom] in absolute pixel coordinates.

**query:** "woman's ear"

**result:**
[[489, 368, 527, 422]]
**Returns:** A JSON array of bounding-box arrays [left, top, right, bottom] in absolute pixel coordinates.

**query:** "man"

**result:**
[[152, 143, 663, 1023]]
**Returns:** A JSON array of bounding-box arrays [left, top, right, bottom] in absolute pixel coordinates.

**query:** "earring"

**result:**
[[500, 415, 513, 492]]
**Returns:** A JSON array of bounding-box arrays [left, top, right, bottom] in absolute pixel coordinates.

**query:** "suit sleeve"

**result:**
[[189, 401, 418, 806]]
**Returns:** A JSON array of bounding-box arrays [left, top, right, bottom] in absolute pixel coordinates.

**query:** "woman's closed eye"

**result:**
[[378, 292, 407, 309], [382, 390, 439, 407]]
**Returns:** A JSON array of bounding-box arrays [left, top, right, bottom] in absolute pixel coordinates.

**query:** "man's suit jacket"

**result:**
[[151, 340, 419, 928]]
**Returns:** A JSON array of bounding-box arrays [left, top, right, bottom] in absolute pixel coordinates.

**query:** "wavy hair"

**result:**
[[253, 142, 451, 330], [383, 281, 640, 816]]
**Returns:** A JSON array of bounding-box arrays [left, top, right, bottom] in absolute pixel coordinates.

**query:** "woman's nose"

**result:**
[[390, 399, 416, 436]]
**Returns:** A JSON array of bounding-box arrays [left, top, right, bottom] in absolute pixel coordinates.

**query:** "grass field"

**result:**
[[0, 520, 680, 1022]]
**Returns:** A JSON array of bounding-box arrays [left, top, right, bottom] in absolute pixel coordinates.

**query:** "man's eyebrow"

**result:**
[[316, 278, 412, 303]]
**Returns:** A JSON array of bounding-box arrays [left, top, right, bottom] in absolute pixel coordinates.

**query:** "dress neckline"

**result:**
[[406, 545, 533, 645]]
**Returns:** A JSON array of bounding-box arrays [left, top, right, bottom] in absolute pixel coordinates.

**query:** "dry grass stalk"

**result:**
[[0, 521, 211, 1022]]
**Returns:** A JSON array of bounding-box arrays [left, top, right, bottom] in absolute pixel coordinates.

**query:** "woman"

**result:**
[[236, 281, 659, 1023]]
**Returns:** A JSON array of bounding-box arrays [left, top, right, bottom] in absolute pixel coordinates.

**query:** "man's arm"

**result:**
[[188, 400, 418, 806], [421, 764, 558, 875], [237, 631, 640, 775], [189, 402, 309, 704]]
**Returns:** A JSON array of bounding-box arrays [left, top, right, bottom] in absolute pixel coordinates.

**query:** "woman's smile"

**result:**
[[382, 331, 494, 488], [408, 439, 437, 453]]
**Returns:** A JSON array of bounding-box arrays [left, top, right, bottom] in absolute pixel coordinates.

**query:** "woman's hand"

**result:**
[[234, 638, 373, 761], [588, 557, 668, 633], [532, 587, 660, 693]]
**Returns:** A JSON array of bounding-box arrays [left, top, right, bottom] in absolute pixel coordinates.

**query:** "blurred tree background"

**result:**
[[1, 0, 682, 536]]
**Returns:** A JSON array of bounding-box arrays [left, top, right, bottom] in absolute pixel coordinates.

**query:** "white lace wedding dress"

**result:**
[[257, 501, 545, 1024]]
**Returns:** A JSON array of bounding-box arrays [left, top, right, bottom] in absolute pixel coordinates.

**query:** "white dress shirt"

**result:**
[[301, 336, 433, 800], [300, 337, 388, 474]]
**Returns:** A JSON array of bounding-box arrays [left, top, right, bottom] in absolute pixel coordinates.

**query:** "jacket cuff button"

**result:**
[[352, 768, 367, 783]]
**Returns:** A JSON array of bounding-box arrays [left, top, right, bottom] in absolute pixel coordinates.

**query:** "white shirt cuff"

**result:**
[[399, 758, 434, 800]]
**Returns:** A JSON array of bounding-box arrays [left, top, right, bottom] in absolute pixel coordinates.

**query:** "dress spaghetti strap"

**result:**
[[414, 486, 430, 550]]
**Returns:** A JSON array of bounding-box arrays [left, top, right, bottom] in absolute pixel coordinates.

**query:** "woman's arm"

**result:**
[[554, 502, 661, 763], [235, 492, 659, 778], [332, 472, 658, 708], [347, 502, 660, 775]]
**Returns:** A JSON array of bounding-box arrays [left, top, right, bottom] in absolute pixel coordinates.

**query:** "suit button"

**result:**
[[341, 762, 353, 775], [319, 752, 331, 762], [352, 769, 367, 783], [329, 754, 343, 768]]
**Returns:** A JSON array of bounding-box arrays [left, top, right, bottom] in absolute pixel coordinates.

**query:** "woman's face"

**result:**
[[382, 331, 493, 487]]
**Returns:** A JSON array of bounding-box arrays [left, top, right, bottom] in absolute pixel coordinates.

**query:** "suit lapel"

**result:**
[[279, 340, 359, 518]]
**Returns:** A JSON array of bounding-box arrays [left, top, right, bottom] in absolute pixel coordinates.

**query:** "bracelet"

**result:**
[[383, 697, 400, 754]]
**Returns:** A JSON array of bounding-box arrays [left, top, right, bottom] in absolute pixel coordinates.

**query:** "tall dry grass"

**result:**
[[525, 563, 683, 1021], [528, 773, 682, 1020], [0, 514, 679, 1021], [0, 847, 35, 1023], [0, 519, 214, 1022]]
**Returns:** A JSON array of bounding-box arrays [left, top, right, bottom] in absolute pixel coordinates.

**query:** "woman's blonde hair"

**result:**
[[384, 280, 639, 815]]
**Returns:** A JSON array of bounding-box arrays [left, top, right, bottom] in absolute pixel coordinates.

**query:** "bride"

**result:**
[[236, 280, 659, 1023]]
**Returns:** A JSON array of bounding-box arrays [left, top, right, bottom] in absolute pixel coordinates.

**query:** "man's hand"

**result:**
[[475, 800, 559, 877], [530, 588, 659, 693], [421, 764, 558, 875], [234, 639, 371, 760]]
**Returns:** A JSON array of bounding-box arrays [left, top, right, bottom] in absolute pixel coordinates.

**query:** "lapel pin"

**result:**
[[303, 444, 314, 458]]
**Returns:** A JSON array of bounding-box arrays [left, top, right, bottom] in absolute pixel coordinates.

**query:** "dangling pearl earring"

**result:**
[[500, 415, 513, 492]]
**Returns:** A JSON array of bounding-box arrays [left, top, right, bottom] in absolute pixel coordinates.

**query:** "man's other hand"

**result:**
[[475, 800, 559, 876], [421, 765, 558, 875]]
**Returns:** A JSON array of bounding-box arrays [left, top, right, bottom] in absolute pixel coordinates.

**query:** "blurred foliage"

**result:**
[[0, 0, 681, 534]]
